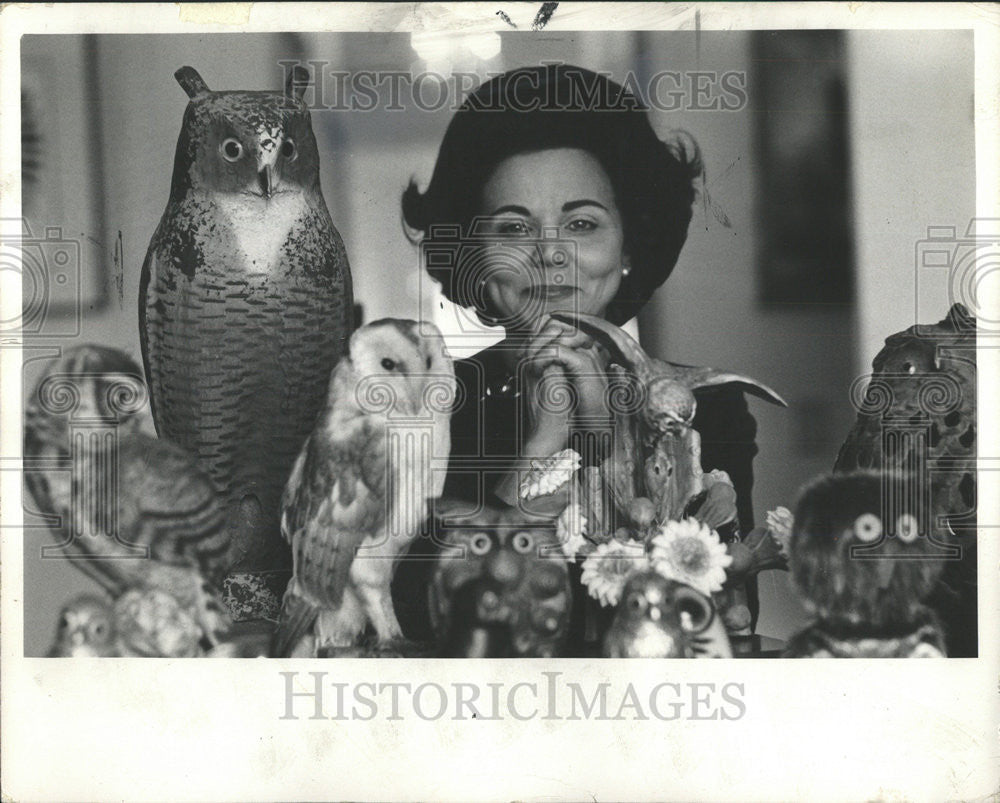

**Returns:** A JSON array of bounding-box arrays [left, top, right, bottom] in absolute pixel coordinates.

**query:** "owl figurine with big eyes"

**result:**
[[784, 470, 948, 658], [140, 66, 353, 616], [429, 505, 572, 658], [603, 571, 732, 658]]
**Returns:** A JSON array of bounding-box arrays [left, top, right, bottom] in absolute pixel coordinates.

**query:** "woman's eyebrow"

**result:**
[[489, 204, 532, 216], [562, 199, 609, 213]]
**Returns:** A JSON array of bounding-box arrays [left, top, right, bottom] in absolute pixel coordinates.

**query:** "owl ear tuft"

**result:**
[[175, 66, 210, 99], [285, 66, 311, 101]]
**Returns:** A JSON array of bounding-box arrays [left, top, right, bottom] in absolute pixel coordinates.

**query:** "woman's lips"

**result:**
[[526, 284, 577, 301]]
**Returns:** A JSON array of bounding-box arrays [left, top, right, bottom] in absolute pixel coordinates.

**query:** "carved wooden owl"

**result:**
[[603, 570, 733, 658], [784, 471, 947, 658], [429, 505, 572, 657], [139, 66, 354, 614]]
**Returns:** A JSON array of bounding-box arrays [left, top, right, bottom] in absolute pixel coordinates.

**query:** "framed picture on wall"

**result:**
[[752, 30, 855, 306]]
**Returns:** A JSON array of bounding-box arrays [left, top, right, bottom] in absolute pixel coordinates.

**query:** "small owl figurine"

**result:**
[[429, 505, 572, 658], [48, 595, 118, 657], [139, 66, 354, 614], [784, 471, 947, 658], [603, 571, 732, 658], [271, 320, 455, 658]]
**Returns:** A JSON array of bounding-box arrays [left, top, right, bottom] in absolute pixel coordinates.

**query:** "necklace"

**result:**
[[480, 372, 521, 401]]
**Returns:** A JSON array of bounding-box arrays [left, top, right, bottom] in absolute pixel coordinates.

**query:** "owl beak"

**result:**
[[258, 164, 276, 198]]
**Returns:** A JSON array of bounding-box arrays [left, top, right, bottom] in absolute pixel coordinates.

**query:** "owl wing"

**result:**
[[126, 436, 232, 584], [281, 415, 387, 609]]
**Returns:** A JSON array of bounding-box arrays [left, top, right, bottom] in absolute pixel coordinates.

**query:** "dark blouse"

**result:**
[[392, 341, 761, 645]]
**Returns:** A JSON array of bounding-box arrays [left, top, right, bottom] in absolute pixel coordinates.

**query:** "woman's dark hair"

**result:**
[[402, 63, 703, 326]]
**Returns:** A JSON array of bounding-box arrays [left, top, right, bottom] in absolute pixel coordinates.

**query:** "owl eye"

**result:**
[[512, 531, 534, 554], [380, 358, 397, 371], [896, 514, 919, 543], [281, 139, 297, 160], [220, 138, 244, 162], [469, 532, 492, 556], [675, 588, 713, 634], [91, 621, 107, 638], [58, 613, 70, 632], [853, 512, 883, 543], [625, 591, 647, 613], [902, 361, 915, 374]]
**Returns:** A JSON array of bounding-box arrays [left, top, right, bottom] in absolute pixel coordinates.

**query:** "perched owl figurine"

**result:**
[[784, 471, 948, 658], [139, 66, 354, 615], [834, 303, 975, 656], [24, 345, 233, 647], [603, 570, 732, 658], [429, 505, 572, 658], [271, 320, 455, 658]]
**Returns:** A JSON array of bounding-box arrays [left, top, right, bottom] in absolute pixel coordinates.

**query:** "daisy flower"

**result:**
[[580, 540, 649, 607], [649, 518, 732, 596], [555, 501, 588, 561], [519, 448, 582, 501]]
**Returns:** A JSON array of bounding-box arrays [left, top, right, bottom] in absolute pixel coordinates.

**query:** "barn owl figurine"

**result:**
[[271, 320, 455, 658], [784, 471, 948, 658], [24, 345, 233, 648], [139, 66, 354, 611], [603, 571, 732, 658], [429, 505, 573, 658]]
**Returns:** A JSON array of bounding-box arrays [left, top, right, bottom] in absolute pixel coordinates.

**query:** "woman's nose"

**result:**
[[539, 240, 571, 272]]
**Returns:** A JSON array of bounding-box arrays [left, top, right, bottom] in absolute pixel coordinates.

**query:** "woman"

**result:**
[[391, 64, 760, 649]]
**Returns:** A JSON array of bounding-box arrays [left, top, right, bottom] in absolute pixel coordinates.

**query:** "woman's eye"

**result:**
[[496, 220, 530, 236], [565, 218, 597, 233], [220, 138, 243, 162]]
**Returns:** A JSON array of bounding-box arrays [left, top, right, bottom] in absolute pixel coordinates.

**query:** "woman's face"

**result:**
[[475, 148, 626, 332]]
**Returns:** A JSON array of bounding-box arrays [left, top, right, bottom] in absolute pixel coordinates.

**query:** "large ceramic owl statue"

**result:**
[[834, 303, 976, 656], [429, 505, 572, 657], [140, 66, 353, 617]]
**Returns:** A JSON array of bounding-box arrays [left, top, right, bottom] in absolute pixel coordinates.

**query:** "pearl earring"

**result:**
[[622, 265, 631, 277]]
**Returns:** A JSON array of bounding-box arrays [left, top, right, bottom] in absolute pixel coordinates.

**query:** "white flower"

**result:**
[[556, 501, 588, 561], [580, 540, 649, 607], [519, 448, 582, 500], [649, 518, 732, 596], [766, 506, 794, 558]]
